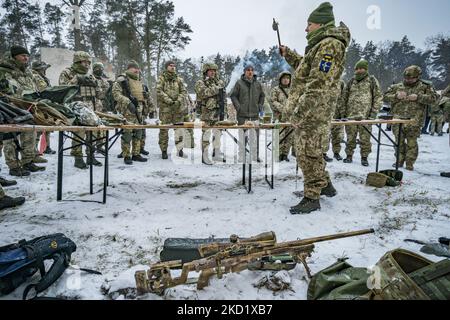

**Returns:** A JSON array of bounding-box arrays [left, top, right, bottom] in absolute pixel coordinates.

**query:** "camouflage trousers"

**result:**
[[159, 111, 185, 152], [294, 129, 331, 200], [140, 129, 147, 151], [328, 126, 344, 154], [393, 125, 421, 166], [280, 127, 294, 156], [4, 132, 36, 169], [430, 114, 444, 135], [70, 131, 98, 157], [202, 121, 222, 151], [122, 114, 143, 158], [345, 125, 372, 158]]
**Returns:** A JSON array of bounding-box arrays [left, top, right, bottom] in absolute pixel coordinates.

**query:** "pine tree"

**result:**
[[343, 39, 362, 81], [1, 0, 35, 48], [44, 2, 67, 48], [28, 2, 51, 56]]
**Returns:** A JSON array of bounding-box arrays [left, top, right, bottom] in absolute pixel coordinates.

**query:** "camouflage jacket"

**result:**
[[270, 86, 291, 122], [284, 22, 351, 131], [59, 66, 99, 110], [384, 80, 438, 127], [195, 76, 226, 122], [32, 70, 51, 92], [156, 71, 188, 115], [0, 53, 38, 97], [343, 74, 383, 119], [94, 76, 110, 112]]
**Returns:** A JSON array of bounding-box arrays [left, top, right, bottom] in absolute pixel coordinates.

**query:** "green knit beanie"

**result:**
[[308, 2, 335, 24], [355, 59, 369, 71]]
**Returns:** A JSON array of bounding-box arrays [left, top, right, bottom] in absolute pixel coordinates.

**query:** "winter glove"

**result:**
[[77, 75, 97, 87], [0, 79, 9, 93]]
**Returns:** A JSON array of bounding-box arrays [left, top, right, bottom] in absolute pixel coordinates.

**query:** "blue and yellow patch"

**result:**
[[319, 54, 333, 73]]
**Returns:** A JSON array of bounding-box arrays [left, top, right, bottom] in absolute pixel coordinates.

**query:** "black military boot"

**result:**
[[321, 182, 337, 198], [178, 149, 187, 159], [9, 168, 30, 177], [323, 153, 333, 163], [124, 157, 133, 165], [162, 151, 168, 160], [140, 149, 150, 156], [441, 172, 450, 178], [343, 156, 353, 164], [117, 152, 123, 159], [23, 162, 46, 172], [334, 153, 343, 161], [74, 157, 88, 169], [0, 177, 17, 187], [0, 195, 25, 210], [44, 147, 56, 155], [361, 157, 369, 167], [132, 155, 148, 162], [87, 155, 103, 167], [290, 197, 321, 215]]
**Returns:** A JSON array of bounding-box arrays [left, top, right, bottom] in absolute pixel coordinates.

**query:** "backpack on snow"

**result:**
[[0, 234, 76, 300]]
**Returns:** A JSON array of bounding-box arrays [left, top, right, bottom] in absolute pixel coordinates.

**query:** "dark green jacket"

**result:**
[[230, 75, 265, 118]]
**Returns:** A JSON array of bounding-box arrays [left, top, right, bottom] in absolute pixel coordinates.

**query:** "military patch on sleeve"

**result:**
[[319, 54, 333, 73]]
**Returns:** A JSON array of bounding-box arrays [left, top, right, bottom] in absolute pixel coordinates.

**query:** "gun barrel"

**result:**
[[284, 229, 375, 247]]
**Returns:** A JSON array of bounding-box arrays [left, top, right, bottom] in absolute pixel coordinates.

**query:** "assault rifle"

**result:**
[[135, 228, 374, 295]]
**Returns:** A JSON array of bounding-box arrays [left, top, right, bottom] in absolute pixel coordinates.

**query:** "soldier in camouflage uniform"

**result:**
[[280, 2, 350, 214], [157, 61, 189, 159], [59, 51, 103, 169], [195, 63, 226, 165], [384, 65, 438, 171], [92, 62, 110, 112], [139, 80, 156, 156], [32, 61, 56, 155], [92, 62, 111, 153], [270, 71, 294, 162], [342, 60, 383, 166], [112, 60, 149, 165], [0, 46, 46, 176]]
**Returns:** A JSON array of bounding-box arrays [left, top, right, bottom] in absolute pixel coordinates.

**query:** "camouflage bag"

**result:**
[[66, 101, 103, 126], [366, 172, 400, 188], [370, 249, 450, 300]]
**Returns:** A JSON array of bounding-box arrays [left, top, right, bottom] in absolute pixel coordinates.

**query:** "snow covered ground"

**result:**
[[1, 124, 449, 300]]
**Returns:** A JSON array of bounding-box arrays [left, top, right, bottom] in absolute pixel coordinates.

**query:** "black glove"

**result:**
[[149, 112, 155, 119], [0, 79, 10, 93], [77, 75, 97, 87], [128, 101, 137, 114]]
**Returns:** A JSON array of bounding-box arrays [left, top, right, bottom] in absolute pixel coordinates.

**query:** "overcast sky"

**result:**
[[3, 0, 450, 58], [171, 0, 450, 58]]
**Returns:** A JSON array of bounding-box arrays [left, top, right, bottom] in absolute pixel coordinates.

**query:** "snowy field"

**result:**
[[1, 124, 449, 300]]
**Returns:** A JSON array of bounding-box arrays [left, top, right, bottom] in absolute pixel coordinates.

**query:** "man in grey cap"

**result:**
[[230, 64, 265, 162]]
